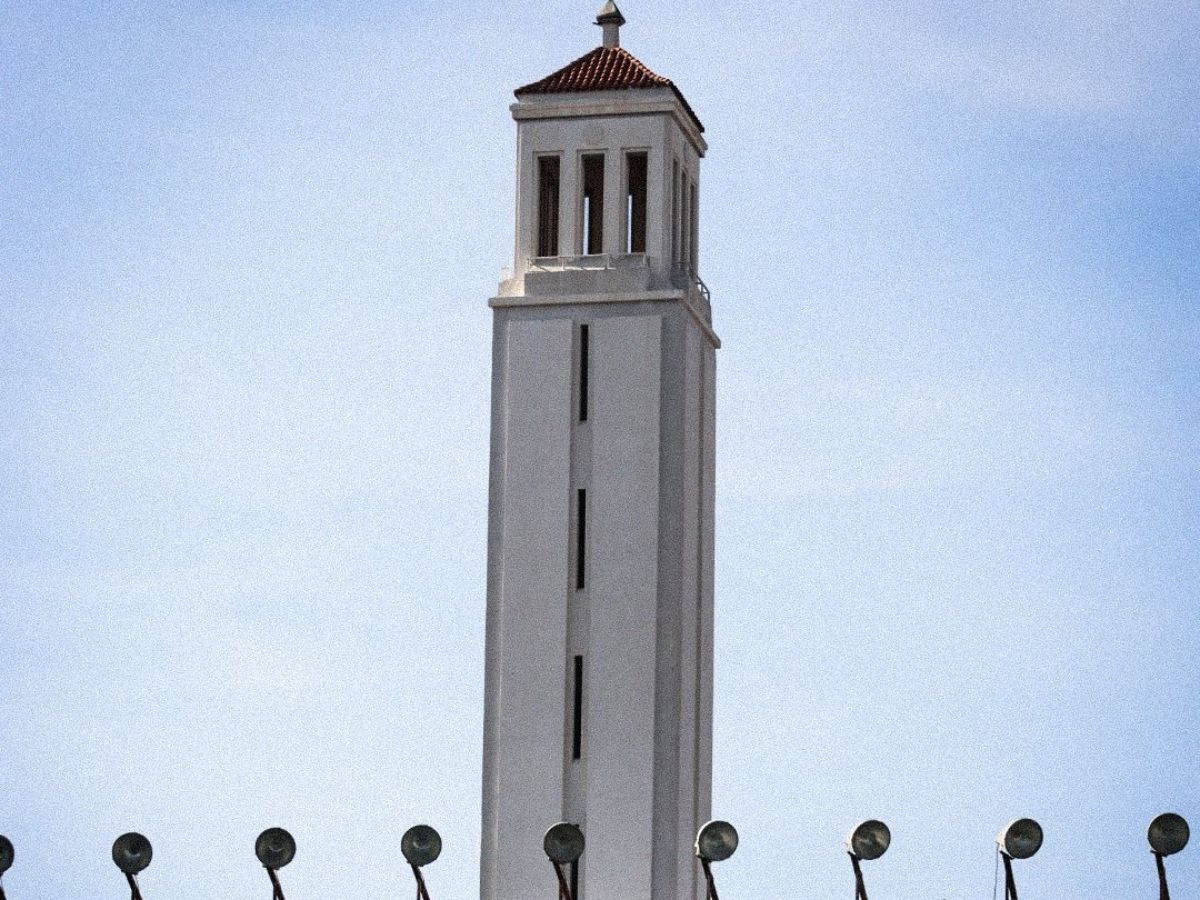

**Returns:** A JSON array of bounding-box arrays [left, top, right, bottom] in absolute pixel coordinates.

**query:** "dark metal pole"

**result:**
[[1001, 854, 1018, 900], [700, 857, 719, 900], [849, 852, 869, 900], [266, 867, 286, 900], [1, 878, 8, 900], [411, 862, 433, 900], [1155, 851, 1170, 900], [553, 860, 574, 900], [125, 872, 144, 900]]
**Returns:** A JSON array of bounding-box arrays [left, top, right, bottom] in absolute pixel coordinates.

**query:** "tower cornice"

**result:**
[[511, 90, 707, 157], [488, 290, 721, 349]]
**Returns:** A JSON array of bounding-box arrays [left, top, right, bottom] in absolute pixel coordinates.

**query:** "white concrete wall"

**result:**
[[585, 314, 663, 900], [507, 98, 703, 294], [484, 74, 714, 900], [482, 301, 716, 900], [697, 339, 716, 836], [671, 319, 703, 900], [481, 317, 574, 900]]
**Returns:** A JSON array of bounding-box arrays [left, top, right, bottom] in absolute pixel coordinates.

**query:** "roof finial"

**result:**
[[596, 1, 625, 49]]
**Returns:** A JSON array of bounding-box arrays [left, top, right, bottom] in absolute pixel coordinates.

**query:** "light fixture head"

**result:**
[[543, 823, 585, 864], [112, 833, 153, 874], [846, 820, 891, 861], [695, 820, 738, 862], [997, 819, 1043, 860], [0, 835, 13, 874], [255, 827, 296, 869], [1148, 813, 1190, 857], [402, 824, 443, 868]]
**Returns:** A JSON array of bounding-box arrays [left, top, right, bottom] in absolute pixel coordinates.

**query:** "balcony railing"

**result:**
[[529, 253, 649, 272], [672, 265, 711, 306], [507, 255, 710, 309]]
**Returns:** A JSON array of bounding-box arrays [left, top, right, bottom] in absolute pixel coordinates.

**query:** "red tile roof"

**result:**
[[515, 46, 704, 133]]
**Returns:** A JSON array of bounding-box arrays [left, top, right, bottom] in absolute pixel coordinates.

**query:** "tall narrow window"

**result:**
[[690, 180, 699, 271], [537, 156, 560, 258], [681, 173, 692, 273], [572, 654, 583, 760], [575, 488, 587, 590], [671, 158, 680, 265], [625, 152, 647, 254], [579, 324, 589, 422], [581, 154, 605, 255]]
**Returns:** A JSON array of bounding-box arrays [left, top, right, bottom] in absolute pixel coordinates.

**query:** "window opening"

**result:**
[[537, 156, 560, 258], [581, 154, 605, 255], [671, 159, 680, 265], [681, 173, 692, 273], [625, 152, 647, 254], [579, 324, 589, 422], [575, 489, 587, 590], [689, 179, 699, 271], [572, 654, 583, 760]]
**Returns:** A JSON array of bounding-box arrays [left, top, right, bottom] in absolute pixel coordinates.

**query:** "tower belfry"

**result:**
[[481, 6, 717, 900]]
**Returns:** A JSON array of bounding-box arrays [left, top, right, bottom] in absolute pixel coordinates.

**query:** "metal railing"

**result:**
[[517, 255, 710, 306], [529, 253, 650, 272], [672, 264, 711, 305]]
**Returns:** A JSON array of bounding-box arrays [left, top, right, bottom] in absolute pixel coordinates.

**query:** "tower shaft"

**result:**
[[481, 12, 716, 900]]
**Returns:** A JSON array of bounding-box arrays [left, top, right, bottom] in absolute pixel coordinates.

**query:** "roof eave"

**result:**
[[511, 87, 708, 155]]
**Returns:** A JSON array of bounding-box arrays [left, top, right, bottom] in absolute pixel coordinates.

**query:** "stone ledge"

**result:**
[[488, 290, 720, 348]]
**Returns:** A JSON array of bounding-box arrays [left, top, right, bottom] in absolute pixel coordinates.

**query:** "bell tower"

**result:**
[[481, 6, 717, 900]]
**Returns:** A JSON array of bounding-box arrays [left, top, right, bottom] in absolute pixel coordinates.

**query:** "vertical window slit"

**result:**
[[690, 179, 699, 270], [572, 654, 583, 760], [581, 154, 605, 255], [579, 324, 589, 422], [537, 156, 560, 258], [686, 174, 696, 274], [625, 152, 647, 254], [671, 159, 680, 265], [575, 489, 587, 590]]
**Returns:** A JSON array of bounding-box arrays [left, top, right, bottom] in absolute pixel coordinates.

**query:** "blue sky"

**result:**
[[2, 1, 1198, 898]]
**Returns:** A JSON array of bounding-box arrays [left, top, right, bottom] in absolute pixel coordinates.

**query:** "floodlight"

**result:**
[[112, 833, 152, 900], [1149, 813, 1190, 857], [402, 825, 442, 900], [997, 819, 1043, 860], [112, 833, 153, 874], [694, 820, 738, 900], [1149, 813, 1190, 900], [543, 823, 585, 864], [846, 820, 890, 861], [996, 819, 1042, 900], [695, 820, 738, 862], [544, 823, 584, 900], [402, 825, 443, 868], [0, 833, 12, 900], [255, 828, 296, 870], [255, 828, 295, 900], [845, 820, 890, 900]]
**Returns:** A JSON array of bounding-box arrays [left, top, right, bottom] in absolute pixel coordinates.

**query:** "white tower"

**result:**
[[481, 6, 717, 900]]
